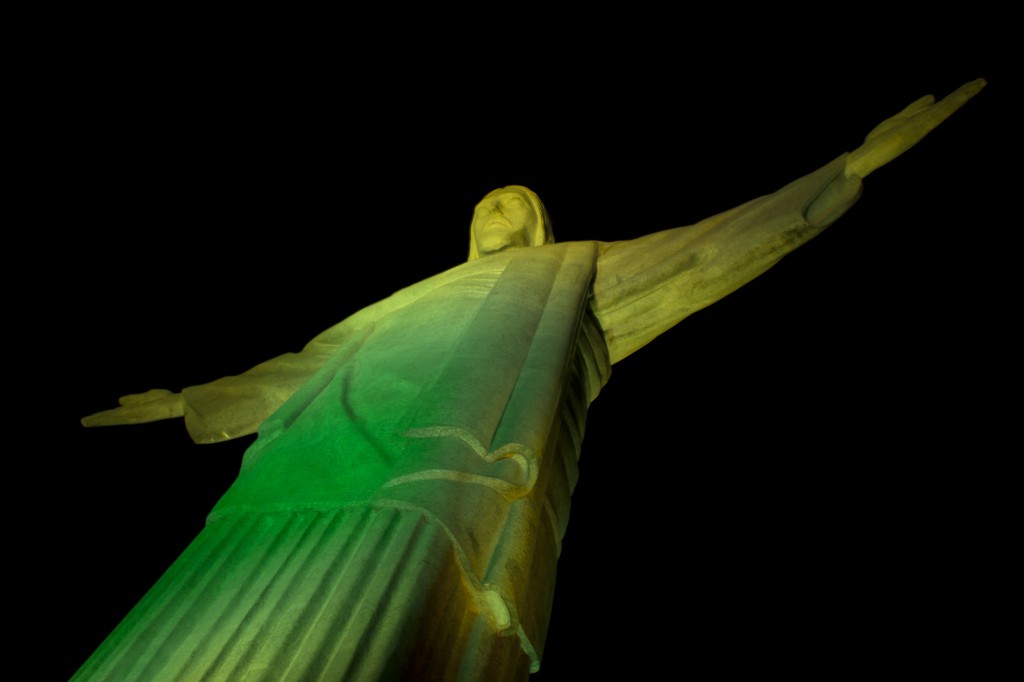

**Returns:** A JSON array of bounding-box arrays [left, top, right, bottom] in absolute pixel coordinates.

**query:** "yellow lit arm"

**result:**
[[592, 79, 985, 365], [591, 154, 860, 365], [81, 317, 363, 444], [846, 78, 986, 180]]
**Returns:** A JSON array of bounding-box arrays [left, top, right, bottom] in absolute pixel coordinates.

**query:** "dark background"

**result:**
[[32, 17, 1010, 681]]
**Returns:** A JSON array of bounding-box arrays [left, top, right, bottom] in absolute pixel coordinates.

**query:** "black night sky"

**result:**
[[36, 19, 1011, 681]]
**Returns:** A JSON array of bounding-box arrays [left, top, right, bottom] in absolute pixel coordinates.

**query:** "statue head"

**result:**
[[468, 185, 554, 260]]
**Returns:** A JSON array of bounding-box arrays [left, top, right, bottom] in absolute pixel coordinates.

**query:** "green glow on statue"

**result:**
[[75, 79, 986, 681]]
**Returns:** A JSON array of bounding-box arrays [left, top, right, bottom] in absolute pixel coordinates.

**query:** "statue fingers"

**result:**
[[896, 79, 987, 141], [83, 391, 185, 427], [929, 78, 987, 124], [864, 79, 985, 145], [82, 405, 136, 427]]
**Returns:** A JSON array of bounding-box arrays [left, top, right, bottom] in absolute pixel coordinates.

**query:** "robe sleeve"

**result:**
[[591, 154, 862, 365], [177, 260, 473, 444], [180, 316, 364, 444]]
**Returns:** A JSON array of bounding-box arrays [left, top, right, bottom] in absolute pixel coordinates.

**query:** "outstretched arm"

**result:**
[[845, 78, 986, 180], [592, 79, 986, 365], [81, 319, 361, 443], [80, 259, 476, 443], [82, 388, 185, 426]]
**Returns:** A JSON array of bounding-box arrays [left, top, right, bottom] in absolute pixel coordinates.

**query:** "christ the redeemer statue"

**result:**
[[76, 79, 985, 681]]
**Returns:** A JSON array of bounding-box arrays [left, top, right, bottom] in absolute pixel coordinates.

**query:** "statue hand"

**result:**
[[82, 388, 185, 427], [845, 78, 986, 179]]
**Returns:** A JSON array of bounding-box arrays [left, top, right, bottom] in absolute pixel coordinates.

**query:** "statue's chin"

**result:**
[[477, 236, 513, 256]]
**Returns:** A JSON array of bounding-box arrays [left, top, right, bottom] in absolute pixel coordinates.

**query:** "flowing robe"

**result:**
[[73, 156, 860, 681]]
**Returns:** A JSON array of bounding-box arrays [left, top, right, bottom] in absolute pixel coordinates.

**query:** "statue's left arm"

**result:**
[[592, 79, 985, 364]]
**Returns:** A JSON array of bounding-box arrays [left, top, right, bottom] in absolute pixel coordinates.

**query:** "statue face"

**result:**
[[471, 189, 540, 256]]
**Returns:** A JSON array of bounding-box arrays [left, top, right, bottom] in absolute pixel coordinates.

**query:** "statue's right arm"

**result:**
[[81, 262, 467, 443], [81, 313, 367, 444]]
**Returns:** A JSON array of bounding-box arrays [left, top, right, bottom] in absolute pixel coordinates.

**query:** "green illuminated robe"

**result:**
[[73, 156, 860, 681]]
